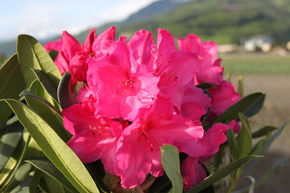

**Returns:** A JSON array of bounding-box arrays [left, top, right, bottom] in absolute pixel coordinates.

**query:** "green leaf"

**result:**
[[31, 69, 58, 101], [49, 50, 58, 61], [237, 76, 244, 97], [57, 72, 75, 109], [196, 83, 215, 89], [0, 135, 31, 192], [23, 91, 70, 142], [4, 163, 32, 193], [212, 93, 265, 126], [245, 122, 287, 172], [161, 145, 183, 193], [244, 93, 265, 118], [0, 152, 17, 185], [29, 76, 60, 108], [26, 159, 78, 193], [250, 133, 272, 155], [226, 130, 238, 160], [0, 54, 25, 128], [0, 120, 23, 170], [250, 122, 287, 156], [17, 35, 61, 89], [237, 114, 252, 158], [10, 186, 30, 193], [43, 174, 66, 193], [2, 99, 99, 193], [251, 126, 277, 138], [187, 155, 260, 193], [23, 80, 70, 141], [29, 170, 42, 193]]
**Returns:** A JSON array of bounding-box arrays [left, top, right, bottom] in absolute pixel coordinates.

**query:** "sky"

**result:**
[[0, 0, 157, 42]]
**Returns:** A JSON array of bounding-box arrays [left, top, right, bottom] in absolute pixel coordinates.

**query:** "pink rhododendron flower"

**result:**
[[115, 96, 204, 188], [209, 81, 241, 116], [63, 102, 123, 173], [48, 26, 242, 191], [182, 123, 228, 191], [178, 34, 224, 85], [45, 27, 116, 85], [87, 37, 159, 121], [44, 38, 62, 52]]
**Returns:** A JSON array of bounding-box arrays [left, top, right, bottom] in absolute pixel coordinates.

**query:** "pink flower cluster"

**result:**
[[45, 27, 240, 190]]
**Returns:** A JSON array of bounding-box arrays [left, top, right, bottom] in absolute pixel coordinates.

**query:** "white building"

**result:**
[[244, 35, 273, 52]]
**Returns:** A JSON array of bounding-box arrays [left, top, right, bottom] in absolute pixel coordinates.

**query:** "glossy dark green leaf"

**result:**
[[212, 93, 265, 126], [4, 163, 32, 192], [187, 155, 260, 193], [23, 80, 70, 141], [57, 72, 75, 109], [26, 159, 78, 193], [2, 99, 99, 193], [161, 145, 183, 193], [17, 34, 61, 88], [250, 134, 272, 155], [237, 114, 252, 158], [44, 174, 66, 193], [251, 122, 287, 156], [237, 76, 244, 97], [10, 186, 30, 193], [226, 130, 238, 160], [49, 50, 58, 61], [23, 91, 70, 141], [257, 122, 287, 154], [29, 170, 42, 193], [245, 122, 287, 172], [0, 136, 31, 192], [251, 126, 277, 138], [0, 149, 19, 185], [28, 78, 60, 110], [196, 83, 215, 89], [32, 69, 58, 101], [0, 120, 23, 170], [244, 93, 265, 118], [0, 54, 25, 128]]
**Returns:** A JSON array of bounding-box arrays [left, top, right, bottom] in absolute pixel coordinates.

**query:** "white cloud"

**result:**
[[100, 0, 157, 21], [0, 0, 157, 41]]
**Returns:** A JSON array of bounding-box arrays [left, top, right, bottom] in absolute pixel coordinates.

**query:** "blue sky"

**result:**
[[0, 0, 156, 42]]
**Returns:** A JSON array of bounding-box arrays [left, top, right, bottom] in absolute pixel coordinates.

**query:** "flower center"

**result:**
[[158, 72, 178, 87], [115, 77, 141, 96]]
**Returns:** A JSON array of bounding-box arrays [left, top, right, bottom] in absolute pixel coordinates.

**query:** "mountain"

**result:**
[[118, 0, 290, 44], [123, 0, 187, 24], [0, 40, 17, 59]]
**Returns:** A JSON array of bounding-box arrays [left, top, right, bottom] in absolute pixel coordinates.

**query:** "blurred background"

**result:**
[[0, 0, 289, 192]]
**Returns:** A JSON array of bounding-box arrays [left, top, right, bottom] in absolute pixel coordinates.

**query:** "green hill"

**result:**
[[118, 0, 290, 44]]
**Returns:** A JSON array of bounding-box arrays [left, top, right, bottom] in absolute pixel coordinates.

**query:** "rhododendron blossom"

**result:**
[[46, 27, 241, 190]]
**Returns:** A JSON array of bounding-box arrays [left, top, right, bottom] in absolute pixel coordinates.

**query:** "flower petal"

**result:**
[[182, 157, 206, 191], [116, 123, 152, 189], [129, 30, 154, 66]]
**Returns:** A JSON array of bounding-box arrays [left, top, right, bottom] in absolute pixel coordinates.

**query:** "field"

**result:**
[[221, 54, 290, 192], [222, 54, 290, 74]]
